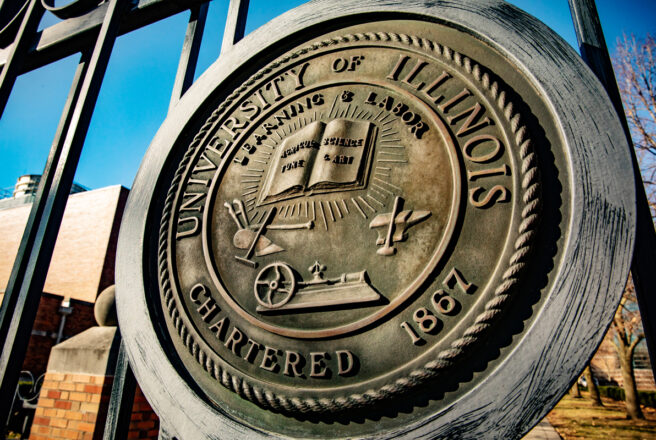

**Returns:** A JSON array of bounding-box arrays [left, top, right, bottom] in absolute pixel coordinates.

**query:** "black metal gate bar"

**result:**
[[0, 47, 90, 352], [99, 3, 253, 436], [568, 0, 656, 376], [169, 2, 209, 111], [102, 4, 212, 437], [0, 0, 44, 117], [0, 48, 90, 429], [221, 0, 249, 54], [0, 0, 128, 428], [102, 340, 137, 440], [0, 0, 207, 75]]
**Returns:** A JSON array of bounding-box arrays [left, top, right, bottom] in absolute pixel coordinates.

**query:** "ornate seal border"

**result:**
[[157, 32, 542, 415]]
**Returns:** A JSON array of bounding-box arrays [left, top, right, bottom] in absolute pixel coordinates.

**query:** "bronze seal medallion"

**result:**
[[159, 31, 541, 416], [118, 3, 635, 438]]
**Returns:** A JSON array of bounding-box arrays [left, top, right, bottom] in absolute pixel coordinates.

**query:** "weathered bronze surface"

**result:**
[[160, 24, 542, 418], [117, 2, 636, 437]]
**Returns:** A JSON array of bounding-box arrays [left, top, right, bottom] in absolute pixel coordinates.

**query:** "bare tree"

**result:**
[[611, 32, 656, 421], [569, 381, 582, 398], [614, 33, 656, 216], [610, 278, 645, 420], [583, 365, 603, 406]]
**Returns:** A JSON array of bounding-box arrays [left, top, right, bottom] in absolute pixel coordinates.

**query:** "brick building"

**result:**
[[591, 335, 656, 391], [1, 179, 139, 437], [0, 182, 128, 376]]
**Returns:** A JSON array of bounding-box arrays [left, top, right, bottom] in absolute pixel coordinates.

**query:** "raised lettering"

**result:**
[[469, 185, 510, 208], [332, 57, 348, 72], [413, 307, 439, 333], [432, 290, 457, 315], [261, 123, 276, 135], [208, 317, 228, 340], [467, 164, 510, 181], [410, 121, 429, 139], [347, 55, 364, 71], [265, 77, 284, 101], [253, 89, 270, 110], [443, 267, 475, 294], [310, 352, 329, 378], [206, 138, 231, 158], [273, 109, 290, 126], [260, 346, 280, 372], [239, 100, 261, 121], [180, 193, 205, 212], [400, 321, 424, 345], [176, 216, 199, 240], [439, 88, 472, 113], [289, 102, 304, 117], [196, 297, 219, 322], [378, 96, 394, 111], [447, 102, 492, 137], [224, 327, 245, 355], [463, 135, 503, 163], [336, 350, 355, 376], [187, 178, 209, 187], [193, 151, 219, 173], [401, 59, 428, 90], [283, 351, 304, 377], [422, 71, 452, 104], [188, 283, 207, 304], [220, 117, 248, 139], [243, 339, 262, 363], [387, 54, 409, 81], [287, 62, 309, 89], [233, 156, 248, 166]]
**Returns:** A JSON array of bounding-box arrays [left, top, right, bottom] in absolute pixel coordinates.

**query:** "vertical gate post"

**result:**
[[102, 340, 137, 440], [568, 0, 656, 375], [0, 0, 128, 427], [103, 4, 212, 437], [221, 0, 249, 54], [169, 2, 209, 112]]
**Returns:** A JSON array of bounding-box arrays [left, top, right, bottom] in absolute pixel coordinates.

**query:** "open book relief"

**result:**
[[259, 119, 376, 205]]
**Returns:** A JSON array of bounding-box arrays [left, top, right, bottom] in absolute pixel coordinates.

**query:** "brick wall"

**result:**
[[22, 293, 96, 376], [129, 388, 160, 439], [30, 372, 158, 440], [30, 372, 111, 440]]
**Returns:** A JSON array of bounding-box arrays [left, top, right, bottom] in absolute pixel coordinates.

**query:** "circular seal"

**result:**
[[117, 3, 635, 438], [160, 31, 540, 415]]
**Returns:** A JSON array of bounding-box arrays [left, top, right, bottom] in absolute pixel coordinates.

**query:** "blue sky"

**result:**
[[0, 0, 654, 192]]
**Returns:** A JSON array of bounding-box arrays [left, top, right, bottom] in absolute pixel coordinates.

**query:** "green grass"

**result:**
[[547, 392, 656, 439]]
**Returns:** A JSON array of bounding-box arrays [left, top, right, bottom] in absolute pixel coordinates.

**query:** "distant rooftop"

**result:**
[[0, 174, 89, 211]]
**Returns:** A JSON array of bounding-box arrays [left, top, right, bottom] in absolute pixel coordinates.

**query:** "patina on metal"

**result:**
[[116, 2, 635, 439], [160, 29, 541, 417]]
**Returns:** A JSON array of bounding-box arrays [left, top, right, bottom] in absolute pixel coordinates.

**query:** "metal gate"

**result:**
[[0, 0, 653, 438]]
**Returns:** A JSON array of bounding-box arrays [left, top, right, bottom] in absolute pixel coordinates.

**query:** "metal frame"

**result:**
[[0, 0, 248, 437], [115, 0, 633, 438], [568, 0, 656, 372], [0, 0, 650, 437]]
